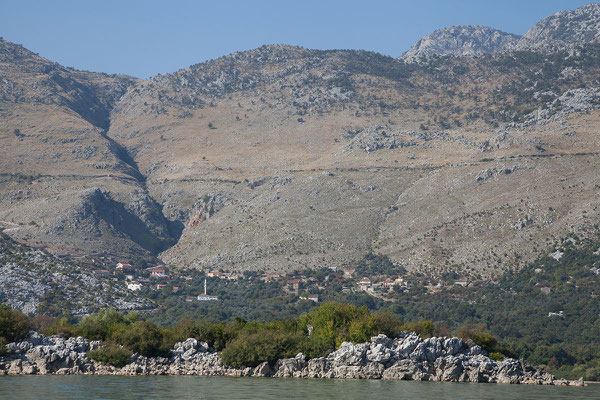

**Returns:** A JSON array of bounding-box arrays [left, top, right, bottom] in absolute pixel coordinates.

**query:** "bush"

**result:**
[[471, 332, 498, 353], [45, 317, 77, 338], [111, 320, 169, 357], [373, 312, 404, 338], [458, 325, 514, 359], [0, 337, 7, 357], [168, 319, 238, 351], [77, 309, 137, 341], [299, 302, 368, 348], [31, 314, 59, 335], [0, 305, 31, 342], [354, 253, 406, 277], [221, 330, 303, 368], [401, 320, 435, 338], [87, 344, 132, 367], [297, 335, 333, 360]]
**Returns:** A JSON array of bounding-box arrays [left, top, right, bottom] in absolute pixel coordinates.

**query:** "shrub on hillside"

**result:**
[[168, 319, 239, 351], [458, 325, 514, 358], [400, 320, 435, 338], [111, 320, 170, 357], [87, 344, 132, 368], [45, 317, 77, 338], [220, 330, 304, 368], [0, 305, 30, 342], [0, 337, 7, 357], [77, 309, 138, 341], [354, 253, 406, 277]]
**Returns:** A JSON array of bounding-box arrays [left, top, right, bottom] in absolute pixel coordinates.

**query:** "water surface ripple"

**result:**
[[0, 376, 596, 399]]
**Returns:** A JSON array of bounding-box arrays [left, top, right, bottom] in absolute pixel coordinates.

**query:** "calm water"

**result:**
[[0, 376, 596, 400]]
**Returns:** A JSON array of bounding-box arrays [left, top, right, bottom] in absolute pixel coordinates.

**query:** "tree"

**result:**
[[0, 305, 31, 342]]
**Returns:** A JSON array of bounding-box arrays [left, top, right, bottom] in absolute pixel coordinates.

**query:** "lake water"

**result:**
[[0, 376, 597, 399]]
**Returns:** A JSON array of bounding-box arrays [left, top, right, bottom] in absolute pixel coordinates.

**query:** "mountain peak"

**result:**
[[516, 2, 600, 50], [400, 25, 520, 61]]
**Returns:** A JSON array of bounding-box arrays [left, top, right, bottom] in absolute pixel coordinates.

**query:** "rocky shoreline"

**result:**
[[0, 331, 584, 386]]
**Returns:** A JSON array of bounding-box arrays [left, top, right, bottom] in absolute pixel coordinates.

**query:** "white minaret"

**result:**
[[204, 278, 207, 295]]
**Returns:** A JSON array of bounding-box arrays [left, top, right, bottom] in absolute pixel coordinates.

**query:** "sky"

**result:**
[[1, 0, 596, 78]]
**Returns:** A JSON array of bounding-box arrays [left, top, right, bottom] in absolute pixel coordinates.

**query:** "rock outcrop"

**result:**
[[402, 4, 600, 61], [516, 3, 600, 51], [0, 332, 585, 386], [401, 26, 520, 61], [0, 234, 150, 315]]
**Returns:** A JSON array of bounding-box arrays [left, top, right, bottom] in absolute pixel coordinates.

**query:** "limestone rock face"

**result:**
[[516, 3, 600, 51], [0, 331, 585, 386], [401, 26, 520, 61], [273, 353, 307, 378]]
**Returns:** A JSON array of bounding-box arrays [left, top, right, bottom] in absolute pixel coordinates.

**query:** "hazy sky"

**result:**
[[1, 0, 596, 78]]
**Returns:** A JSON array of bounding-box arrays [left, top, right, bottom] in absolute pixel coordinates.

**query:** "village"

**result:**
[[92, 258, 472, 305]]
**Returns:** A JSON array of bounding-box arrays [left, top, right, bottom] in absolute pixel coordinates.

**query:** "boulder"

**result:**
[[273, 353, 306, 377], [253, 362, 273, 377]]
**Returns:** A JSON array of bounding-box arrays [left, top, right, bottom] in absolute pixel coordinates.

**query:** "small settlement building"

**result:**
[[358, 277, 372, 291], [287, 279, 300, 292], [127, 281, 142, 291], [299, 294, 319, 302], [150, 268, 168, 278]]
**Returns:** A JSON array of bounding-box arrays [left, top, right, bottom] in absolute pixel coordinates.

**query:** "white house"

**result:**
[[127, 281, 142, 291]]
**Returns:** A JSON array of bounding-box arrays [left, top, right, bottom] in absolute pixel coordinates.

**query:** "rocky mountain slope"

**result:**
[[516, 3, 600, 51], [400, 26, 520, 61], [0, 233, 150, 315], [401, 3, 600, 59], [2, 3, 600, 280]]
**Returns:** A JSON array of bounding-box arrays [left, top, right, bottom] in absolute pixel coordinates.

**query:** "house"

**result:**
[[151, 268, 168, 278], [94, 269, 110, 276], [260, 273, 282, 282], [127, 281, 142, 291], [156, 284, 167, 290], [454, 279, 468, 287], [358, 277, 371, 291], [116, 262, 132, 269], [382, 279, 395, 288], [172, 286, 180, 293], [207, 271, 223, 278], [308, 294, 319, 302], [548, 311, 564, 318], [287, 279, 300, 291], [125, 274, 134, 281], [394, 277, 404, 285]]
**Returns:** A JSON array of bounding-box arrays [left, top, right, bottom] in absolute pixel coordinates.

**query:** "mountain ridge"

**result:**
[[1, 3, 600, 279]]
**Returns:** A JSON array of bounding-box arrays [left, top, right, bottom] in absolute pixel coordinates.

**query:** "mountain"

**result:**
[[400, 26, 520, 61], [516, 3, 600, 51], [401, 3, 600, 60], [0, 39, 182, 262], [1, 3, 600, 281]]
